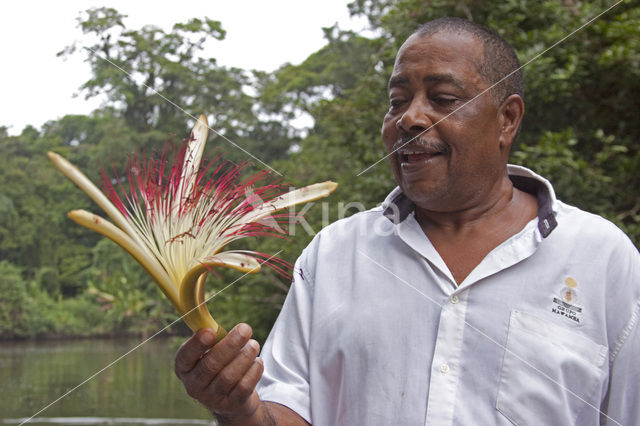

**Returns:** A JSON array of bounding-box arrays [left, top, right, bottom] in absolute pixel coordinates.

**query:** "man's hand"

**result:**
[[175, 323, 310, 425], [174, 323, 264, 423]]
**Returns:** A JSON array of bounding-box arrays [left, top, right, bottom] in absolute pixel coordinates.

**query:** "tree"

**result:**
[[58, 7, 294, 163], [0, 261, 27, 337]]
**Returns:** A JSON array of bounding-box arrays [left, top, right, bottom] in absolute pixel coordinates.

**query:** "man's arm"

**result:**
[[174, 324, 310, 426]]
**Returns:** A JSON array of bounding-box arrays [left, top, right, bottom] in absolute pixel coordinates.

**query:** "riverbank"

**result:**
[[0, 337, 211, 422], [2, 417, 215, 425]]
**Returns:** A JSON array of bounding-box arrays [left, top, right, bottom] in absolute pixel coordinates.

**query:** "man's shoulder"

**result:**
[[299, 206, 394, 260], [554, 200, 638, 255], [509, 163, 636, 253], [313, 205, 390, 243], [327, 205, 385, 228]]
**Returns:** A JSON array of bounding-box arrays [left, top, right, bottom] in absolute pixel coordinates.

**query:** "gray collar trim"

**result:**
[[382, 174, 558, 238]]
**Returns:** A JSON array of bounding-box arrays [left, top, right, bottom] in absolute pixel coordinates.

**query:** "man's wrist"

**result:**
[[215, 401, 275, 426]]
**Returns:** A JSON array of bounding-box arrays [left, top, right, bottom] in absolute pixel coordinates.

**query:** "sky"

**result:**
[[0, 1, 369, 136]]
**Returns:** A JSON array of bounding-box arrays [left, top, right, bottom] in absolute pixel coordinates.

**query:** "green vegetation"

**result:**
[[1, 1, 638, 341]]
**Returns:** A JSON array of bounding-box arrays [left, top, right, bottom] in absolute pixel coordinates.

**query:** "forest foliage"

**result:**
[[1, 0, 638, 341]]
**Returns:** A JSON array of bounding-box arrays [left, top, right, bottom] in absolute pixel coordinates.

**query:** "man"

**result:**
[[174, 18, 639, 425]]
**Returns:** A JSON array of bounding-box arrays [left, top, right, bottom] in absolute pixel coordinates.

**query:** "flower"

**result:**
[[48, 115, 337, 342]]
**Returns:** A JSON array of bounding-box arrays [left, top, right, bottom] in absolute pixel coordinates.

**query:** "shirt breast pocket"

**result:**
[[496, 310, 608, 425]]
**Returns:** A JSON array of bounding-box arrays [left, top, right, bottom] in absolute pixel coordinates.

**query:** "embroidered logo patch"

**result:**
[[551, 277, 583, 324]]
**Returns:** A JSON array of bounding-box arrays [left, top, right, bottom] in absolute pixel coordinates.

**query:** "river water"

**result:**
[[0, 337, 215, 425]]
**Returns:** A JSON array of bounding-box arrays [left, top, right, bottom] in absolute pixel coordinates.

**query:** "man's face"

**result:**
[[381, 31, 507, 212]]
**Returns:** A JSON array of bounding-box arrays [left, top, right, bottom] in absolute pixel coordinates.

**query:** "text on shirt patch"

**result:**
[[551, 277, 583, 324]]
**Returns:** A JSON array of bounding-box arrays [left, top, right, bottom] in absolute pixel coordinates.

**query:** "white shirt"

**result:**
[[256, 165, 640, 426]]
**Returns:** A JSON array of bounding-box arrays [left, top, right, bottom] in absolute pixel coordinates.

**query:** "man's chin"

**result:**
[[399, 181, 440, 206]]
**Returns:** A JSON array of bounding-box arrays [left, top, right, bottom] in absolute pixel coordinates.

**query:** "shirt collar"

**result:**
[[381, 164, 559, 238]]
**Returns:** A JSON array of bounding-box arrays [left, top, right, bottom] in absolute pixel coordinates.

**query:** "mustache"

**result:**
[[392, 135, 451, 154]]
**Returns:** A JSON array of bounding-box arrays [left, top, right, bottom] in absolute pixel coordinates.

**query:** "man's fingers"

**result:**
[[228, 358, 264, 405], [174, 328, 217, 377], [210, 339, 261, 395], [185, 323, 253, 383], [174, 323, 264, 418], [204, 323, 253, 369]]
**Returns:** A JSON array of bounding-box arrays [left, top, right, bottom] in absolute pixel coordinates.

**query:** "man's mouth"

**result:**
[[399, 151, 442, 164], [393, 138, 450, 166]]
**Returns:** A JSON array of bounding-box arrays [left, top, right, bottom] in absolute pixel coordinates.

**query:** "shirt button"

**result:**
[[450, 295, 459, 304], [440, 363, 450, 374]]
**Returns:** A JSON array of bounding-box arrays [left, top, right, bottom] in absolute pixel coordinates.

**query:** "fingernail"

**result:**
[[236, 323, 251, 338], [256, 357, 263, 365], [248, 339, 259, 352], [199, 330, 215, 346]]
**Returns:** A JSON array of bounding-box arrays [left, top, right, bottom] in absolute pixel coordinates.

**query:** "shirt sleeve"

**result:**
[[601, 235, 640, 425], [256, 249, 314, 423], [602, 302, 640, 425]]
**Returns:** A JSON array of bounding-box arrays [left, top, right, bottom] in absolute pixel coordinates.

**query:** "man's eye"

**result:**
[[433, 96, 457, 106], [389, 99, 406, 109]]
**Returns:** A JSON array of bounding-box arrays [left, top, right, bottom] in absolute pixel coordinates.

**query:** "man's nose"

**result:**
[[396, 98, 433, 134]]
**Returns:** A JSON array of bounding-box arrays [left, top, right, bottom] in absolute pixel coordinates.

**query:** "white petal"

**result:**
[[177, 114, 209, 203]]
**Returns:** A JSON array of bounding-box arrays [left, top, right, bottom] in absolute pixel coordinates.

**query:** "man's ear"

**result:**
[[498, 94, 525, 152]]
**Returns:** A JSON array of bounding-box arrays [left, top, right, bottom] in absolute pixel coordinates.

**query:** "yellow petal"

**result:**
[[47, 152, 144, 247], [244, 181, 338, 223], [205, 252, 262, 274], [180, 271, 226, 338], [178, 253, 260, 337], [67, 209, 180, 308]]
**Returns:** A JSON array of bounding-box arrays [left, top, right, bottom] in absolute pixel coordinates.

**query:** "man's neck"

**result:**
[[414, 177, 538, 284], [415, 176, 521, 231]]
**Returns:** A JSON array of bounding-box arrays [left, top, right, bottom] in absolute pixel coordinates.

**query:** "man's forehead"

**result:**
[[389, 31, 484, 88], [388, 73, 466, 91], [397, 30, 482, 61]]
